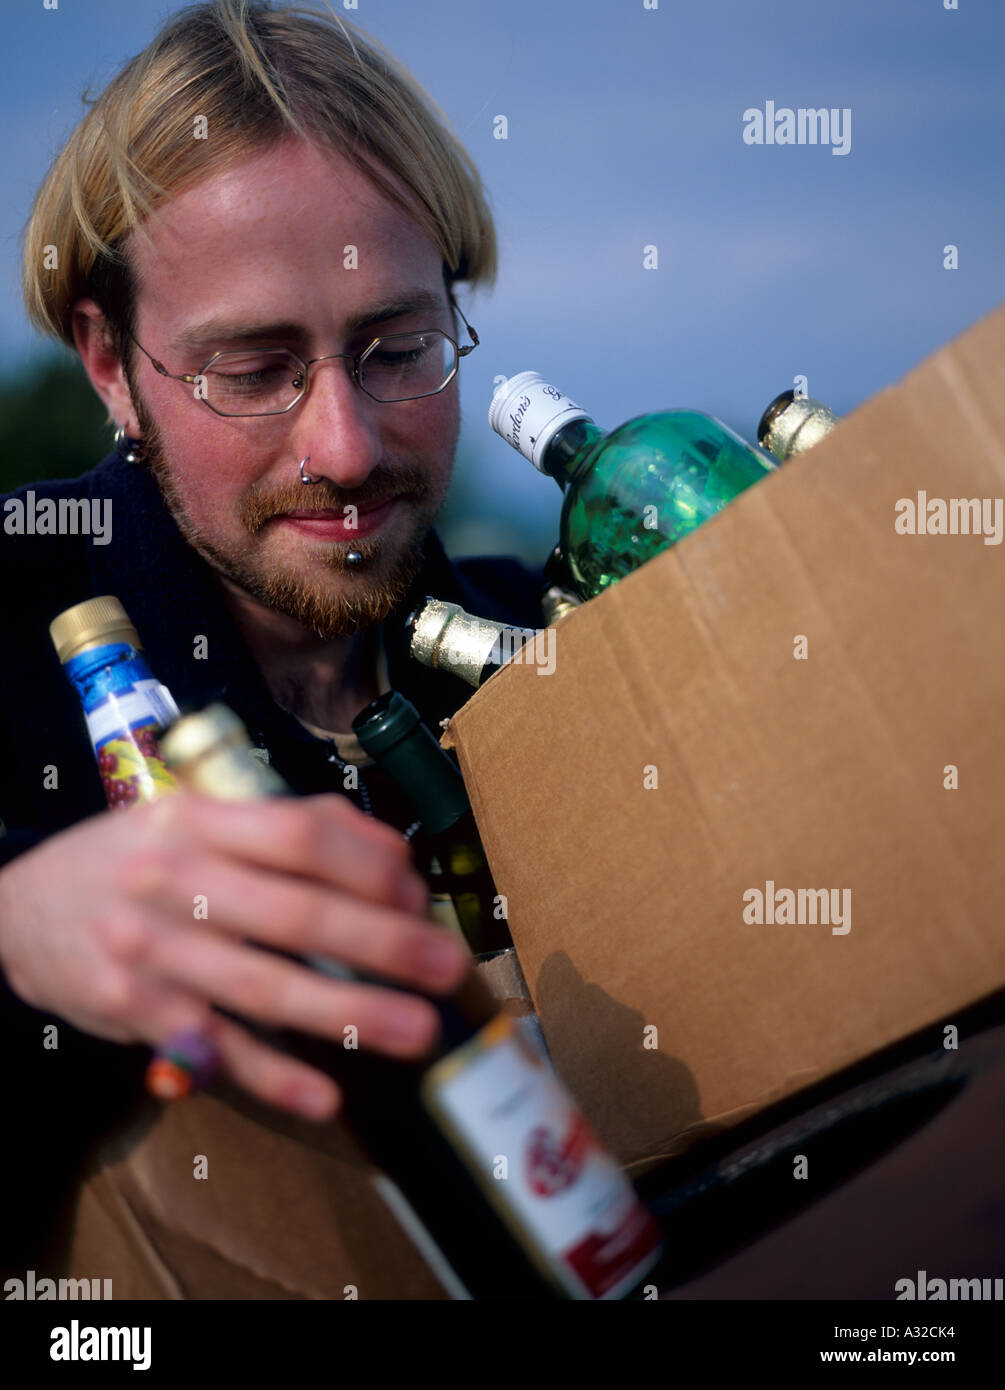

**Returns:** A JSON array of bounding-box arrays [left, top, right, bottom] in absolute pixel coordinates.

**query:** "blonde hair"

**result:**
[[22, 0, 497, 364]]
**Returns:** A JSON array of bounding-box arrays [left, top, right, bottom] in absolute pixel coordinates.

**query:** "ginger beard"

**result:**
[[130, 383, 443, 639]]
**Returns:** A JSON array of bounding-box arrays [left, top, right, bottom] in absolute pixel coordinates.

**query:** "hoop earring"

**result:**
[[114, 426, 147, 464], [300, 456, 317, 484]]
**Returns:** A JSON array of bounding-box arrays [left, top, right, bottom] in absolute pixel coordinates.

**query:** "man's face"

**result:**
[[121, 136, 460, 638]]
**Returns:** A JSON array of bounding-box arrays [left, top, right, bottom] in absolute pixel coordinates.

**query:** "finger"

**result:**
[[137, 999, 342, 1122], [122, 852, 467, 993], [158, 793, 422, 907], [205, 1014, 343, 1122], [140, 923, 444, 1058]]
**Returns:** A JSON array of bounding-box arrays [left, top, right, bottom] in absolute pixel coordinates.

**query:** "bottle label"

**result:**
[[421, 1013, 663, 1299], [490, 374, 591, 473], [64, 643, 180, 807]]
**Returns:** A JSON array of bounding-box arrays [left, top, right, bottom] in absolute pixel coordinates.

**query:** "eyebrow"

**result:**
[[172, 289, 448, 353]]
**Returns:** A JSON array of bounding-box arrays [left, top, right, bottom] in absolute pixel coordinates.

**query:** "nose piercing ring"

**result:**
[[300, 456, 316, 484]]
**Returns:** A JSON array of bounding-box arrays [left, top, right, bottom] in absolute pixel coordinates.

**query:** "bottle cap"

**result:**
[[49, 596, 141, 664], [160, 702, 288, 799], [351, 690, 422, 758], [160, 702, 248, 771], [406, 597, 462, 668], [353, 691, 471, 832], [488, 371, 591, 472], [407, 597, 509, 686], [758, 390, 839, 461]]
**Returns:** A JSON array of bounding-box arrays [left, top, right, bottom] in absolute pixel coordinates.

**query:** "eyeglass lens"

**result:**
[[199, 333, 457, 413]]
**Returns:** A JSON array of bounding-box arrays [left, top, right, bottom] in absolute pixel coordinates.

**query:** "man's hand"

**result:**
[[0, 792, 468, 1122]]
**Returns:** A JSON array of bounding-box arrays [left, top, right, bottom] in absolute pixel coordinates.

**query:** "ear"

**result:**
[[71, 298, 141, 435]]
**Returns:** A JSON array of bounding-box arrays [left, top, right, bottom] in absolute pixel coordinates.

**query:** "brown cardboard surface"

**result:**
[[59, 1085, 450, 1300], [51, 949, 543, 1298], [443, 301, 1005, 1174]]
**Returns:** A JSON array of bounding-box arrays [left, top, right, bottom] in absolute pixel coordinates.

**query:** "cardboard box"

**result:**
[[443, 301, 1005, 1178]]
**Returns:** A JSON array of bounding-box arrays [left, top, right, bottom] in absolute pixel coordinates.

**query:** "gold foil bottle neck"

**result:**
[[49, 595, 141, 664], [408, 597, 510, 688], [540, 585, 582, 626], [758, 391, 839, 461], [160, 702, 287, 800]]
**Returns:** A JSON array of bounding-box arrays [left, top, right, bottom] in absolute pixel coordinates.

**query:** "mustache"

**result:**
[[241, 463, 434, 534]]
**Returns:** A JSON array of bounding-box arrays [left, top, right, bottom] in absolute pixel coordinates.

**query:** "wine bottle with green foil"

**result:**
[[757, 390, 840, 462], [159, 701, 665, 1302], [489, 371, 779, 599], [352, 691, 513, 957]]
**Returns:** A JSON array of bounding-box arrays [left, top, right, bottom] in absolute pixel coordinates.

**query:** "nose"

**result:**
[[292, 355, 384, 489]]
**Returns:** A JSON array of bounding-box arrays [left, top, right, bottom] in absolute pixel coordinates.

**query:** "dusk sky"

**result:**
[[2, 0, 1002, 559]]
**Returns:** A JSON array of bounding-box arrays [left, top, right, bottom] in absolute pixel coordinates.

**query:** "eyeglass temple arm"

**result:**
[[126, 328, 201, 384], [449, 292, 479, 355]]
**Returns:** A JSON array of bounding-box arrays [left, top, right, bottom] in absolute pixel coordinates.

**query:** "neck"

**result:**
[[216, 577, 381, 733]]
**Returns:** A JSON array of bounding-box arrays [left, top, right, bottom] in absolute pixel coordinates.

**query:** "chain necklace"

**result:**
[[325, 743, 422, 843]]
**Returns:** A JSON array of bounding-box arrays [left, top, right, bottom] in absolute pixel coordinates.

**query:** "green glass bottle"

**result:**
[[352, 691, 513, 958], [489, 371, 779, 599]]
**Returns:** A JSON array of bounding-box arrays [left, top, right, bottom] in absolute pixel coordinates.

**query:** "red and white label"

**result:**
[[422, 1013, 663, 1299]]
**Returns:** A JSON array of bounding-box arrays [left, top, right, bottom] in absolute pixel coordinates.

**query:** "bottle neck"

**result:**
[[538, 418, 606, 489], [353, 699, 471, 835], [409, 600, 535, 689]]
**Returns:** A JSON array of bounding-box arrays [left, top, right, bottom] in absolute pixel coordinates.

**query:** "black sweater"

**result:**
[[0, 450, 544, 1271]]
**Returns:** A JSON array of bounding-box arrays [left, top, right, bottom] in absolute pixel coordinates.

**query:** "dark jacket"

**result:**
[[0, 450, 544, 1272]]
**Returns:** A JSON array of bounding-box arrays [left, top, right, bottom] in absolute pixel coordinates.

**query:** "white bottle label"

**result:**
[[87, 680, 179, 749], [422, 1013, 663, 1299], [489, 372, 592, 473]]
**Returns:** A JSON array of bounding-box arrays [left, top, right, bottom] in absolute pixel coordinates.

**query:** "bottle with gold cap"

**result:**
[[540, 546, 584, 627], [49, 596, 180, 807], [757, 390, 839, 462], [159, 701, 666, 1302], [405, 597, 549, 692]]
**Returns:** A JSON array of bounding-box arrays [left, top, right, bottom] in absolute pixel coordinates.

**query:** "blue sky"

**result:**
[[2, 0, 1003, 560]]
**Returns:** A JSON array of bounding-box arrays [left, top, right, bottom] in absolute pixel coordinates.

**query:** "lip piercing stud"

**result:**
[[346, 551, 363, 566], [300, 456, 316, 484]]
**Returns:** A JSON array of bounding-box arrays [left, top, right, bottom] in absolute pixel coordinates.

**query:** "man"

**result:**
[[0, 0, 542, 1295]]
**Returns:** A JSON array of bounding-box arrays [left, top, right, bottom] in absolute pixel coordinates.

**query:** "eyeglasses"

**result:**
[[125, 292, 479, 417]]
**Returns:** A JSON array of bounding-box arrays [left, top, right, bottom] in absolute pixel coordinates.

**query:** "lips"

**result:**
[[282, 494, 399, 519], [276, 495, 402, 540]]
